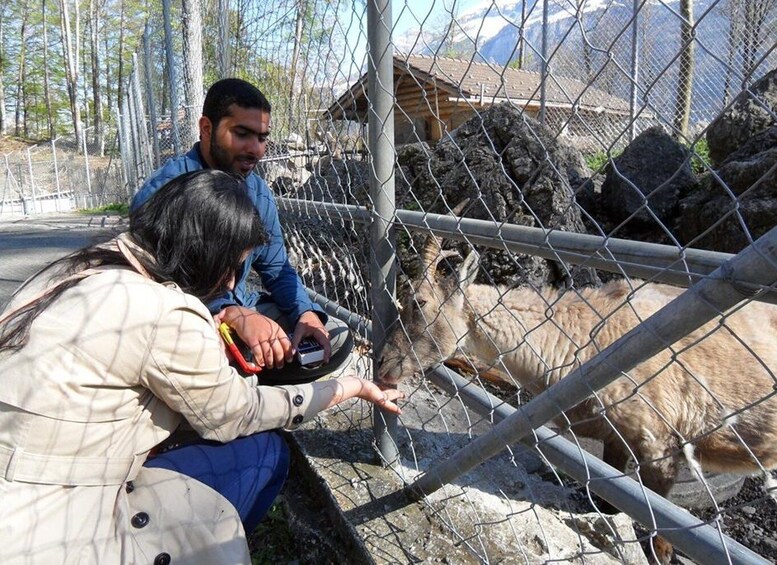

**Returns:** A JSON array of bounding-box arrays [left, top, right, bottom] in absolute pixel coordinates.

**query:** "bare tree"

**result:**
[[14, 0, 30, 137], [217, 0, 231, 78], [673, 0, 694, 138], [116, 0, 126, 111], [81, 15, 90, 130], [42, 0, 57, 140], [182, 0, 203, 146], [0, 7, 7, 135], [89, 0, 104, 154], [59, 0, 84, 148], [742, 0, 776, 79], [289, 0, 306, 103]]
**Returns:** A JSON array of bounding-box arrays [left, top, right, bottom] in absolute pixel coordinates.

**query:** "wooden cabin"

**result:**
[[324, 54, 632, 146]]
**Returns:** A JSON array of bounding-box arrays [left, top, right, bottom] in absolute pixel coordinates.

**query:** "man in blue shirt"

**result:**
[[132, 78, 352, 384]]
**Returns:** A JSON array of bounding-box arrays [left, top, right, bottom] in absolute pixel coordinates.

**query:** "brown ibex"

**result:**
[[380, 236, 777, 564]]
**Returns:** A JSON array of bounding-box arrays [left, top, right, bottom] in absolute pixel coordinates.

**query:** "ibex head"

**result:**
[[379, 233, 480, 384]]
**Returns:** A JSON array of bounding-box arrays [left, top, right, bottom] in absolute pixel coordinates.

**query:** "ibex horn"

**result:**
[[420, 198, 471, 273], [450, 198, 470, 216], [421, 234, 443, 272]]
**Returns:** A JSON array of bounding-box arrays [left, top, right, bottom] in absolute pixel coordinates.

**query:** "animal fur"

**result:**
[[380, 248, 777, 563]]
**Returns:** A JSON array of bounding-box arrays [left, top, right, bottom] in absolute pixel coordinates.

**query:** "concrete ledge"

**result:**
[[286, 374, 648, 564]]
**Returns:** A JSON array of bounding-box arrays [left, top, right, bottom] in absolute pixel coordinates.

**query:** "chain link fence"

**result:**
[[0, 128, 124, 217], [88, 0, 777, 562]]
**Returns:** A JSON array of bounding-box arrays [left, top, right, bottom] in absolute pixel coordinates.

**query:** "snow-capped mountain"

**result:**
[[395, 0, 776, 126]]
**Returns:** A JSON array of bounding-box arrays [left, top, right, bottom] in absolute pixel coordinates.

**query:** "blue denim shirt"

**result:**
[[130, 144, 323, 324]]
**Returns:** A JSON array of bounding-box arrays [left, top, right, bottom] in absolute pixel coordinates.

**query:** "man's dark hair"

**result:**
[[202, 78, 272, 128], [0, 170, 266, 352]]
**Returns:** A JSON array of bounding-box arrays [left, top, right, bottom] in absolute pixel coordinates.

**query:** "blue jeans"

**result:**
[[144, 431, 290, 533]]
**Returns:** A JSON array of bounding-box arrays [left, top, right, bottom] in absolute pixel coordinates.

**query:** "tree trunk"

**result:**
[[723, 0, 742, 105], [104, 33, 111, 114], [81, 18, 90, 131], [673, 0, 694, 139], [518, 0, 526, 69], [217, 0, 231, 78], [42, 0, 57, 140], [14, 1, 29, 138], [182, 0, 203, 147], [117, 0, 125, 110], [0, 9, 7, 135], [90, 0, 104, 155], [742, 0, 773, 79], [288, 0, 306, 133], [59, 0, 84, 150]]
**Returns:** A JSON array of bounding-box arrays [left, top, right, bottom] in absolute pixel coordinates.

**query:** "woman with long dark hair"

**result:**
[[0, 169, 402, 564]]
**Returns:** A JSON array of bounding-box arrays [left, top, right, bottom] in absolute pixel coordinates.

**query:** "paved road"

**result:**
[[0, 214, 125, 308]]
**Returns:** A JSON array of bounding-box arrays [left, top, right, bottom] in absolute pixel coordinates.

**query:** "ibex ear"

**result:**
[[458, 250, 480, 291]]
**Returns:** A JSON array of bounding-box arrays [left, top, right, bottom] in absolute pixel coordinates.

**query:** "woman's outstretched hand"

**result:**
[[321, 376, 405, 415]]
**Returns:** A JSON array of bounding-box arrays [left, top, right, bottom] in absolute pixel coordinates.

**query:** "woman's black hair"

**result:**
[[129, 169, 266, 301], [0, 169, 266, 351]]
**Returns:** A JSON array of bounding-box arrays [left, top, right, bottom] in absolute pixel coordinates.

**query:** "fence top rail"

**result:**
[[276, 198, 768, 297]]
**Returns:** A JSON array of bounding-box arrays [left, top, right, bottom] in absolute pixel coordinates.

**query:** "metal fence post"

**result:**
[[0, 156, 7, 215], [128, 90, 142, 191], [368, 0, 399, 467], [116, 106, 130, 196], [51, 139, 61, 212], [25, 147, 37, 215], [132, 57, 153, 180], [81, 127, 92, 198], [121, 97, 137, 192]]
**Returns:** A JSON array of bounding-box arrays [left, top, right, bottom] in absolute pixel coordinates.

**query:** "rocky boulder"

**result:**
[[707, 68, 777, 165], [397, 103, 600, 289], [677, 125, 777, 253], [601, 126, 698, 228], [296, 157, 373, 203]]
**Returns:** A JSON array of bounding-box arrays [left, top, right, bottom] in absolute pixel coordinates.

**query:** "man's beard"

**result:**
[[209, 132, 248, 178]]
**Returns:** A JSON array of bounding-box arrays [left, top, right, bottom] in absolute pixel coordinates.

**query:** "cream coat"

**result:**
[[0, 267, 334, 564]]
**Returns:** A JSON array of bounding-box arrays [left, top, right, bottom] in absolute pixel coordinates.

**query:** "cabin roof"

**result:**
[[325, 54, 631, 121]]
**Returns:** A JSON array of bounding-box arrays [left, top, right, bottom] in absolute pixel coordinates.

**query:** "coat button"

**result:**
[[292, 414, 303, 425], [125, 481, 135, 493], [131, 512, 150, 528], [154, 553, 171, 565], [293, 394, 304, 406]]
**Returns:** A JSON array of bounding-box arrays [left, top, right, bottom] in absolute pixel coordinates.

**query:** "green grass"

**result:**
[[249, 501, 299, 564], [78, 202, 129, 215], [687, 137, 711, 175], [584, 150, 619, 173]]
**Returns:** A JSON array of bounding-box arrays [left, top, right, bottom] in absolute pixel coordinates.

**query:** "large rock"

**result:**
[[707, 68, 777, 165], [716, 125, 777, 196], [601, 126, 697, 227], [677, 125, 777, 253], [398, 103, 600, 289], [296, 157, 373, 203]]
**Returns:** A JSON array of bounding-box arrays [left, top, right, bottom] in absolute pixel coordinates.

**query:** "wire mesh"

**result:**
[[45, 0, 777, 562]]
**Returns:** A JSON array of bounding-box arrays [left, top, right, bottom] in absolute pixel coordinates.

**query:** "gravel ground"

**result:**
[[694, 475, 777, 563]]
